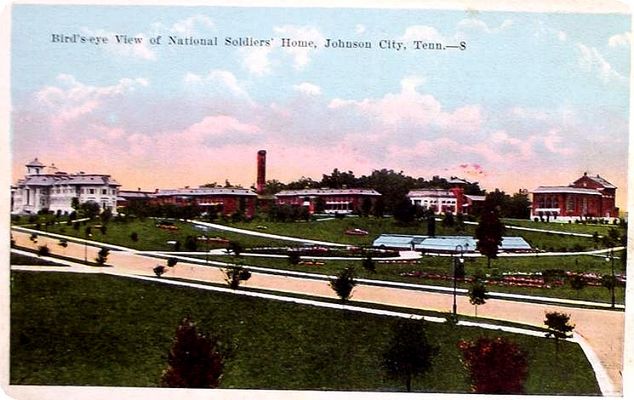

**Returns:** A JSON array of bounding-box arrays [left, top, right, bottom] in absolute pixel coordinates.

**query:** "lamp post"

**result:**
[[605, 248, 616, 308], [452, 244, 465, 317]]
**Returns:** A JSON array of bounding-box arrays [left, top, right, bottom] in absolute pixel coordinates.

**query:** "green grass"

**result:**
[[38, 218, 297, 250], [503, 218, 624, 236], [205, 253, 626, 304], [10, 252, 66, 266], [11, 271, 600, 394]]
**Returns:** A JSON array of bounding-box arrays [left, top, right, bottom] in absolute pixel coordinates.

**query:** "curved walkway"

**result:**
[[10, 229, 624, 395]]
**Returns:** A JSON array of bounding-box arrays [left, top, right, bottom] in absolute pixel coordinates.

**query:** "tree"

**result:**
[[227, 241, 243, 256], [382, 319, 438, 392], [458, 337, 528, 394], [544, 311, 575, 353], [393, 196, 416, 224], [95, 247, 109, 265], [475, 208, 505, 267], [167, 257, 178, 267], [99, 225, 107, 235], [185, 235, 198, 252], [427, 214, 436, 237], [79, 201, 101, 219], [287, 251, 301, 265], [362, 255, 376, 273], [225, 265, 252, 289], [330, 267, 357, 302], [100, 208, 113, 224], [442, 212, 455, 228], [569, 275, 586, 292], [161, 317, 226, 388], [468, 281, 488, 317]]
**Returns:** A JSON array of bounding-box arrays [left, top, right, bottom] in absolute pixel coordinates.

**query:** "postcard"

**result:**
[[2, 1, 632, 399]]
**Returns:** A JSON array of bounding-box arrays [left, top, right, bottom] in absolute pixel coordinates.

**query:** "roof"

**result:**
[[276, 188, 381, 197], [531, 186, 602, 195], [408, 189, 455, 198], [373, 234, 532, 252], [118, 190, 155, 199], [17, 173, 120, 187], [156, 187, 257, 197], [464, 194, 486, 202], [581, 175, 616, 189]]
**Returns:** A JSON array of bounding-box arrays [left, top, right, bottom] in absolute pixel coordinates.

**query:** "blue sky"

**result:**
[[10, 5, 631, 207]]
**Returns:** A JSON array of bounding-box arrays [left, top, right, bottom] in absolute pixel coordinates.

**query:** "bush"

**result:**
[[362, 255, 376, 273], [130, 232, 139, 242], [330, 267, 357, 302], [225, 265, 252, 289], [37, 245, 50, 257], [154, 265, 166, 277], [287, 251, 301, 265], [160, 317, 226, 388], [100, 225, 107, 235], [95, 248, 109, 265], [458, 337, 528, 394], [167, 257, 178, 267]]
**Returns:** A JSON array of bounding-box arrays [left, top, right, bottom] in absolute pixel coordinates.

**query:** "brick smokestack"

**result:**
[[256, 150, 266, 194]]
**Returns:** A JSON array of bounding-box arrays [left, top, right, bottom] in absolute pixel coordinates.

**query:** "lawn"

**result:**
[[10, 271, 600, 394], [204, 252, 626, 304], [502, 218, 624, 236]]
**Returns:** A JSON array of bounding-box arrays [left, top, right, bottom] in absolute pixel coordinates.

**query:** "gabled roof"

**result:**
[[531, 186, 602, 195], [582, 175, 616, 189], [156, 187, 257, 197], [276, 188, 381, 197]]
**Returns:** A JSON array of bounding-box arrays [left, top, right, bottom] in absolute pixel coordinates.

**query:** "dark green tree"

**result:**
[[393, 197, 416, 224], [442, 212, 455, 228], [130, 231, 139, 242], [160, 317, 226, 388], [382, 319, 438, 392], [468, 281, 488, 317], [225, 264, 252, 289], [167, 257, 178, 267], [544, 311, 575, 353], [475, 208, 505, 268], [362, 254, 376, 273], [95, 247, 109, 265], [569, 275, 586, 292], [37, 245, 50, 257], [427, 214, 436, 237], [330, 267, 357, 302]]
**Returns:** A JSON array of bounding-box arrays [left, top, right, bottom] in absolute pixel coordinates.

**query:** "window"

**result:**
[[102, 189, 107, 195], [89, 189, 95, 194]]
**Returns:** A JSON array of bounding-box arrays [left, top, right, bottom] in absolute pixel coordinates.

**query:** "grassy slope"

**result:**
[[10, 271, 600, 394]]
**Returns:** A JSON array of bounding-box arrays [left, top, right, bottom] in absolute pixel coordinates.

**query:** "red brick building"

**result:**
[[150, 187, 257, 218], [531, 173, 618, 221], [275, 188, 381, 215]]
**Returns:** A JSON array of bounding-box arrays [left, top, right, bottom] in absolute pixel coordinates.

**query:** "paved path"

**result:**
[[10, 229, 625, 394]]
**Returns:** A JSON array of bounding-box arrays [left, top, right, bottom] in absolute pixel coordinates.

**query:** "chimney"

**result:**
[[256, 150, 266, 194]]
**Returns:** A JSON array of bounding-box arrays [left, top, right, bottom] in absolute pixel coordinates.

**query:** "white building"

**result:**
[[11, 158, 120, 215], [407, 188, 462, 214]]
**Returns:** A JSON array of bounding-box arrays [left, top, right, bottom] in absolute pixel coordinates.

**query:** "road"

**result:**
[[11, 229, 625, 394]]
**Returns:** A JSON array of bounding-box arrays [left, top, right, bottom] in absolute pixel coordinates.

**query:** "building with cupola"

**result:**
[[11, 158, 120, 215]]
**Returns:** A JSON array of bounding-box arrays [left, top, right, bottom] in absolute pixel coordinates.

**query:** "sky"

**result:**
[[9, 4, 631, 208]]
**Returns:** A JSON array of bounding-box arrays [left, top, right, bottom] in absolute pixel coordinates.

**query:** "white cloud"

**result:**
[[273, 25, 324, 69], [576, 43, 626, 83], [37, 74, 149, 123], [293, 82, 322, 96], [608, 32, 631, 48], [169, 14, 214, 35], [184, 69, 250, 99], [240, 46, 274, 76]]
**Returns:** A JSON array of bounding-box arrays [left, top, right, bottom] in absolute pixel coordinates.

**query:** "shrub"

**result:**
[[225, 265, 252, 289], [37, 245, 50, 257], [160, 317, 226, 388], [167, 257, 178, 267], [95, 248, 109, 265], [362, 255, 376, 273], [458, 337, 528, 394], [100, 225, 107, 235], [130, 232, 139, 242], [330, 267, 357, 302], [154, 265, 166, 277], [287, 251, 301, 265]]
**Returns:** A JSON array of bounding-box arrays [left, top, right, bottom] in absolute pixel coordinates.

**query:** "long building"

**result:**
[[531, 173, 618, 221], [11, 158, 120, 215], [149, 187, 258, 218], [275, 188, 381, 215]]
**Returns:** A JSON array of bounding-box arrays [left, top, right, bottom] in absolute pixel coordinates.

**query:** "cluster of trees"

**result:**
[[263, 168, 485, 215]]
